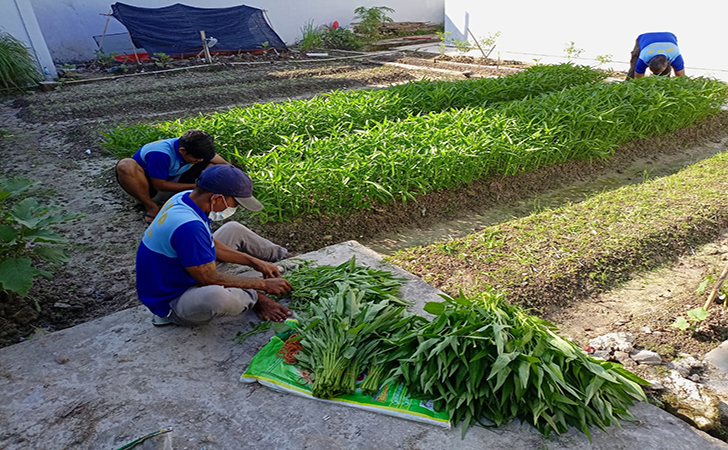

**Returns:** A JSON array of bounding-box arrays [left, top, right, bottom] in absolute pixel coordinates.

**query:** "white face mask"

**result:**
[[208, 195, 237, 221]]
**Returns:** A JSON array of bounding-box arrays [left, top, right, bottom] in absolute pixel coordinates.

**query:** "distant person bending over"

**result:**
[[627, 31, 686, 79], [136, 164, 293, 326], [115, 129, 230, 224]]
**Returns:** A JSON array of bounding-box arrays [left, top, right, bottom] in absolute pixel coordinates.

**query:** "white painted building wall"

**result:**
[[28, 0, 445, 63], [445, 0, 728, 81], [0, 0, 56, 79]]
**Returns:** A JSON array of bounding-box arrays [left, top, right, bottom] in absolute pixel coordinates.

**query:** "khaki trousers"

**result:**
[[167, 221, 290, 325]]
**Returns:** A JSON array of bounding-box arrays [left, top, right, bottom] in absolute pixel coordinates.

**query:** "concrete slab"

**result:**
[[706, 340, 728, 373], [1, 241, 726, 450]]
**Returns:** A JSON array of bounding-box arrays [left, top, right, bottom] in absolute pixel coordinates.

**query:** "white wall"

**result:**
[[28, 0, 444, 63], [445, 0, 728, 81], [0, 0, 56, 78]]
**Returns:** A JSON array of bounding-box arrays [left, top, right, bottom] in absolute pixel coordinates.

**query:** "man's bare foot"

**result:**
[[253, 293, 292, 322]]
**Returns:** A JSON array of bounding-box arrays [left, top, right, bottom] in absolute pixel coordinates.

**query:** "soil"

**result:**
[[1, 48, 728, 376]]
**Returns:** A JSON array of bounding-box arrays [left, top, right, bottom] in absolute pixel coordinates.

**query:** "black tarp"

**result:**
[[110, 2, 288, 55]]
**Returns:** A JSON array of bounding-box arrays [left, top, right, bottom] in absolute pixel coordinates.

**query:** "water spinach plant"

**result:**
[[282, 257, 410, 310], [389, 291, 648, 438], [247, 76, 726, 221], [294, 282, 419, 398], [101, 64, 606, 158], [281, 260, 648, 438]]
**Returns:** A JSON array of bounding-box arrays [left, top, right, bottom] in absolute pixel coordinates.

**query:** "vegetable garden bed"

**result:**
[[103, 70, 727, 223]]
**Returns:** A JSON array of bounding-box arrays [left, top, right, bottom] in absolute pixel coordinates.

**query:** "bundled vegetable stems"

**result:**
[[283, 257, 411, 310], [388, 290, 649, 438], [295, 280, 418, 398], [285, 259, 649, 439]]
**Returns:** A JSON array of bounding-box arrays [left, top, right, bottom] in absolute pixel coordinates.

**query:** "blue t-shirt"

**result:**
[[136, 191, 216, 316], [635, 32, 684, 74], [131, 138, 192, 180]]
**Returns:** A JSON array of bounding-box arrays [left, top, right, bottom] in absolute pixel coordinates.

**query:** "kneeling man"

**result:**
[[136, 164, 292, 326]]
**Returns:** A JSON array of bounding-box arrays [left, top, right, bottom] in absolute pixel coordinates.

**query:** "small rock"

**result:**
[[12, 306, 39, 326], [630, 349, 662, 365], [593, 350, 610, 360], [642, 326, 652, 334], [689, 374, 701, 382], [645, 382, 665, 390], [613, 351, 631, 363], [589, 332, 634, 353], [53, 302, 72, 309], [669, 356, 704, 378], [322, 235, 333, 241], [54, 354, 69, 365]]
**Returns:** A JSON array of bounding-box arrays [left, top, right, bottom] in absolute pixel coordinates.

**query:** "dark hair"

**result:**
[[179, 129, 215, 161], [648, 55, 668, 74]]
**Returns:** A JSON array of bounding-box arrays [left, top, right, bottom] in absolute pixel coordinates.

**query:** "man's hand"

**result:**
[[262, 278, 292, 295], [253, 260, 281, 278]]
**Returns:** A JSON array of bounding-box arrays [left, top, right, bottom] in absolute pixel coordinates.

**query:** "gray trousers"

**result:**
[[167, 222, 290, 326]]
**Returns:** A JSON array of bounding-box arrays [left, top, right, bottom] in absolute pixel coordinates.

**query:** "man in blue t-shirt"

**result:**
[[626, 32, 686, 79], [137, 164, 293, 326], [115, 129, 230, 223]]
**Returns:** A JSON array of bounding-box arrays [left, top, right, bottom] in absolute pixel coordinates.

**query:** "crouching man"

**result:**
[[136, 164, 293, 326], [116, 129, 230, 224]]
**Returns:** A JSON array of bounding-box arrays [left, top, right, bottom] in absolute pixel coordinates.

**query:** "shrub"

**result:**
[[0, 32, 42, 90], [0, 178, 82, 307], [321, 27, 363, 50]]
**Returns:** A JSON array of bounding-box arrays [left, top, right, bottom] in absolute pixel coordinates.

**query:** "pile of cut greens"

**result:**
[[282, 258, 648, 438], [282, 257, 410, 310]]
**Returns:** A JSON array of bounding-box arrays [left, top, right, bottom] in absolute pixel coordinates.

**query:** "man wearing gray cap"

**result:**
[[136, 164, 292, 326]]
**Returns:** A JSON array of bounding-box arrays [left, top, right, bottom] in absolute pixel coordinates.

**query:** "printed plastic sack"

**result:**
[[240, 329, 451, 428]]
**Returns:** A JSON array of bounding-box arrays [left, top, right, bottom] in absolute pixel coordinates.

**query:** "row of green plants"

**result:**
[[286, 259, 647, 437], [246, 76, 726, 221], [390, 145, 728, 311], [101, 64, 606, 158]]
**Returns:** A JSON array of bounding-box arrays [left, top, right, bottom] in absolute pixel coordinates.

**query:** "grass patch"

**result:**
[[391, 149, 728, 310]]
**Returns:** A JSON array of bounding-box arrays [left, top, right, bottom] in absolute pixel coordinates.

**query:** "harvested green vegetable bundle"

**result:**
[[283, 257, 410, 310], [390, 290, 648, 438], [295, 281, 420, 398]]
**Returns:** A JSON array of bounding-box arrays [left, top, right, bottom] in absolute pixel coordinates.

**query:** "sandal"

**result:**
[[143, 213, 156, 224], [152, 315, 175, 327]]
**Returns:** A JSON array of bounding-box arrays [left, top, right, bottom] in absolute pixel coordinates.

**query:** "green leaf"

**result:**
[[687, 307, 709, 322], [517, 360, 531, 390], [0, 257, 41, 296], [0, 177, 37, 197], [343, 346, 357, 359], [9, 198, 45, 228], [0, 225, 17, 243], [24, 228, 67, 244], [487, 352, 518, 380], [423, 301, 446, 315], [671, 316, 690, 331], [33, 247, 70, 263], [695, 278, 709, 293]]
